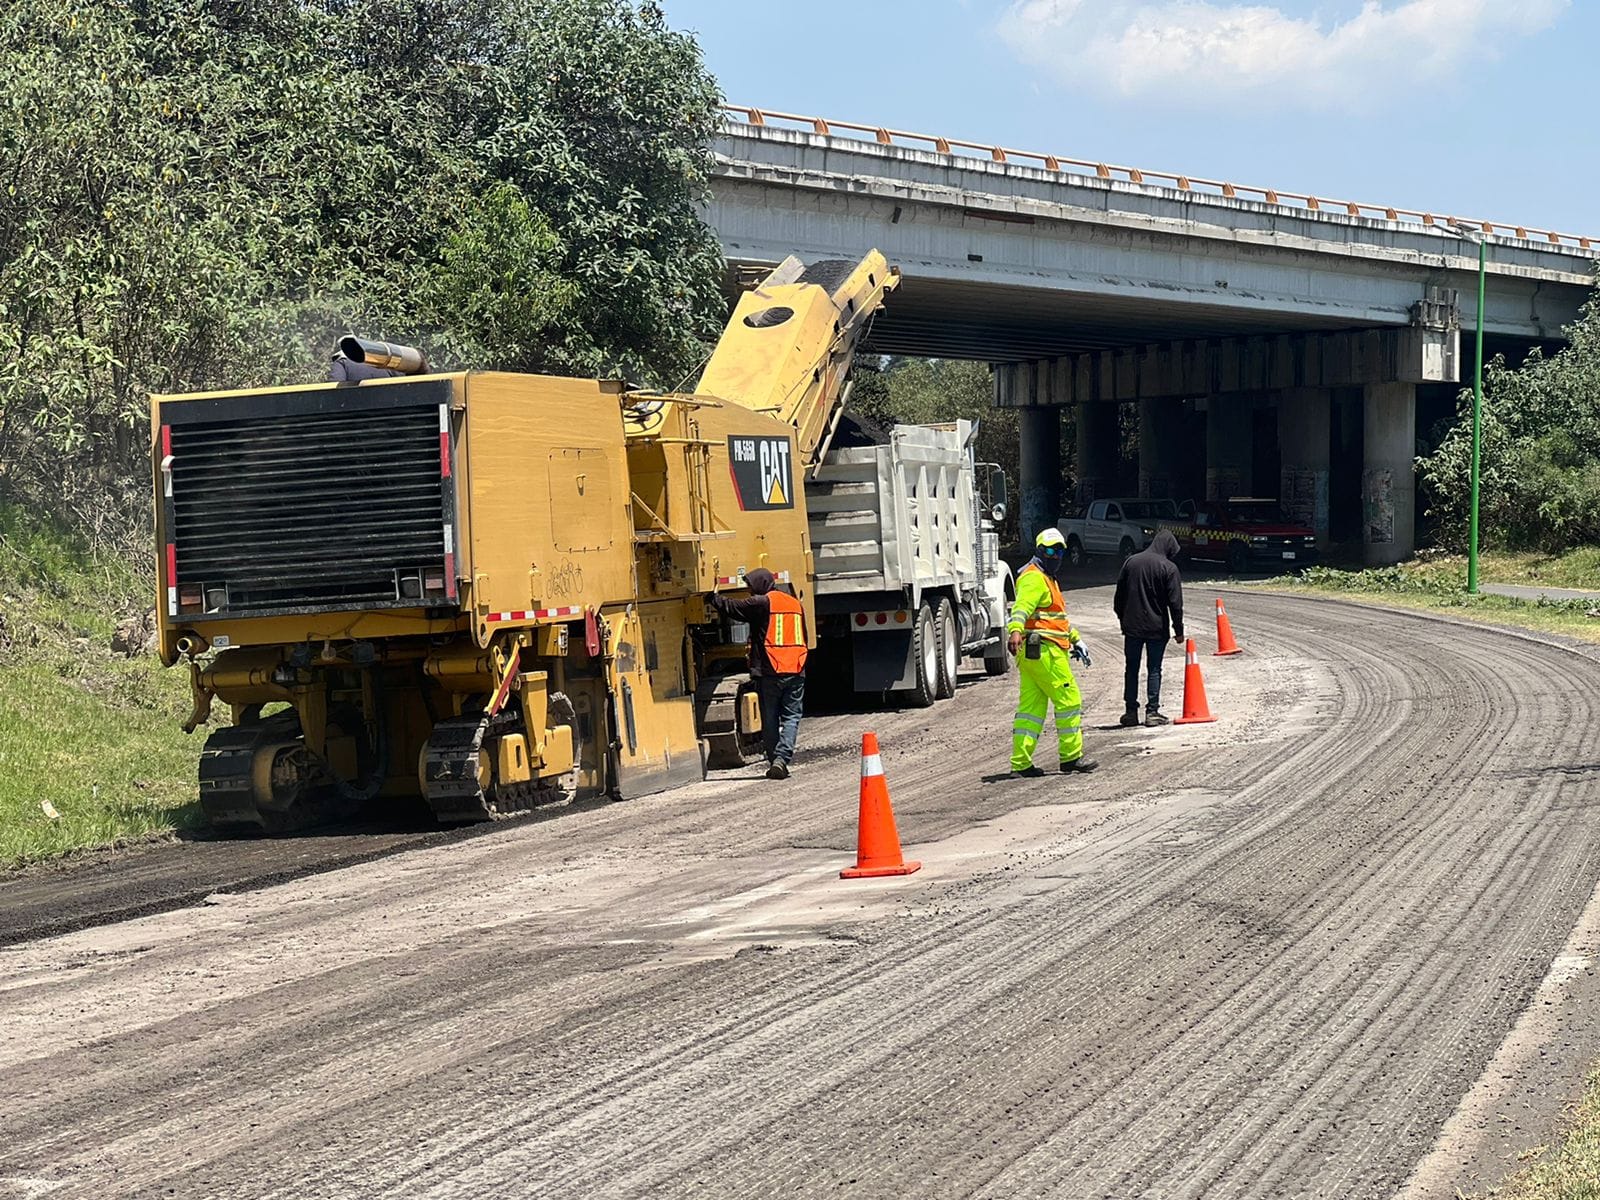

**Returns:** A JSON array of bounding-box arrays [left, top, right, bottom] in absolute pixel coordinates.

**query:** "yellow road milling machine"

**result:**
[[153, 254, 897, 831]]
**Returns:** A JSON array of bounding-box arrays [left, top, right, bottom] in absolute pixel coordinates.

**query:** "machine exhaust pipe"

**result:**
[[338, 336, 429, 375]]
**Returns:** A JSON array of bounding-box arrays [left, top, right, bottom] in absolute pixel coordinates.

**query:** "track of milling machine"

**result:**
[[152, 253, 899, 831]]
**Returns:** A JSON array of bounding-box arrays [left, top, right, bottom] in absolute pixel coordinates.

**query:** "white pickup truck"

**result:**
[[1059, 498, 1178, 566]]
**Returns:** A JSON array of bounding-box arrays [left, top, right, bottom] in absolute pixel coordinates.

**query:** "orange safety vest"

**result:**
[[1019, 563, 1074, 648], [764, 590, 809, 675]]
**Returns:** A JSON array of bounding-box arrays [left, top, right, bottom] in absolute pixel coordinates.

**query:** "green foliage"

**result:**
[[0, 502, 197, 866], [1419, 290, 1600, 552], [0, 0, 723, 544]]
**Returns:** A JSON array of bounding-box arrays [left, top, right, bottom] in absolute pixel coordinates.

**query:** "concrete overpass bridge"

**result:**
[[707, 107, 1600, 562]]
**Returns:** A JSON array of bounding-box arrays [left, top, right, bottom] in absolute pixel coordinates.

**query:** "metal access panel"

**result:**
[[157, 376, 460, 622]]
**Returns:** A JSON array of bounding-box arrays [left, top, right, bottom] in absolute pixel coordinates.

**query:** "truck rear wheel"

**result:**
[[934, 597, 958, 700], [905, 604, 938, 708]]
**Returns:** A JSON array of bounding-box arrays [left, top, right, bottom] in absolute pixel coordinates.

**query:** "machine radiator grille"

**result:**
[[162, 381, 456, 619]]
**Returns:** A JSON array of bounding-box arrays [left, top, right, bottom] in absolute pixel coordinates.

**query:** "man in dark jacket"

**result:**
[[708, 567, 807, 780], [1113, 528, 1185, 727]]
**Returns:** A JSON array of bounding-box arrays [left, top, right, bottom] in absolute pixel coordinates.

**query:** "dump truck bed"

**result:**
[[806, 421, 981, 604]]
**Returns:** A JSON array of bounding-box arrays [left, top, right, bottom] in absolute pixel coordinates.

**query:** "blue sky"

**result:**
[[661, 0, 1596, 237]]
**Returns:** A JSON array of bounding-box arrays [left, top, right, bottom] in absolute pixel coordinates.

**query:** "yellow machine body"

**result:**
[[152, 252, 898, 831]]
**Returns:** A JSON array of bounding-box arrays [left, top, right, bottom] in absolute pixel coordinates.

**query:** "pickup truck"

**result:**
[[1060, 498, 1178, 566], [1163, 499, 1319, 572]]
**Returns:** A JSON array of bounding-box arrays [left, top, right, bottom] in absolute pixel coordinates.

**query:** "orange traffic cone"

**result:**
[[841, 733, 922, 879], [1173, 639, 1217, 725], [1214, 598, 1243, 656]]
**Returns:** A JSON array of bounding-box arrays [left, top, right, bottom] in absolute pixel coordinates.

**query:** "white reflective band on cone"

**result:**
[[860, 753, 884, 778], [1187, 647, 1198, 665]]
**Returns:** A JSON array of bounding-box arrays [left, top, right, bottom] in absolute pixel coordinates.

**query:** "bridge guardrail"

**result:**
[[722, 105, 1596, 254]]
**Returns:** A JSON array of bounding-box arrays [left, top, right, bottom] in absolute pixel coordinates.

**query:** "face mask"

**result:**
[[1037, 550, 1063, 577]]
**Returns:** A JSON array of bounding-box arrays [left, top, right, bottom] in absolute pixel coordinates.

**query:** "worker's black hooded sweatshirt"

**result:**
[[1113, 529, 1185, 641]]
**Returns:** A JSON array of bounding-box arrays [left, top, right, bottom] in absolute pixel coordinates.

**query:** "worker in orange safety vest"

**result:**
[[710, 567, 808, 779]]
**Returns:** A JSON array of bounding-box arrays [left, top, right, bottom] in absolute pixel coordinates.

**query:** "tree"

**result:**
[[1418, 290, 1600, 552], [0, 0, 724, 542]]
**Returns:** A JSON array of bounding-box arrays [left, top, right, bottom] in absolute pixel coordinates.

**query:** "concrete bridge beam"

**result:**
[[1205, 396, 1254, 501], [1076, 402, 1120, 507], [1138, 397, 1185, 500], [1279, 388, 1333, 546], [1362, 383, 1417, 565]]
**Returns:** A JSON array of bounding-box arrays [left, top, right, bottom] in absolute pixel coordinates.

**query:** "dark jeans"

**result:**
[[1123, 637, 1168, 712], [758, 673, 806, 765]]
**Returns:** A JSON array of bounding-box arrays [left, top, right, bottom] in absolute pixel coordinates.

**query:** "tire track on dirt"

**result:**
[[4, 594, 1600, 1199]]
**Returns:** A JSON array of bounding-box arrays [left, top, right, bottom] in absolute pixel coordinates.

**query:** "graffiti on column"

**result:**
[[1282, 467, 1328, 535], [1363, 469, 1394, 544], [1207, 469, 1242, 502]]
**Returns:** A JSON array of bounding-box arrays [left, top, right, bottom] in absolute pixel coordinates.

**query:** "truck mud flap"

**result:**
[[851, 629, 915, 692]]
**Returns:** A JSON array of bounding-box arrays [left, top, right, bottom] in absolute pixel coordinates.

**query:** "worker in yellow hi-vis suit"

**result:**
[[1007, 528, 1100, 778]]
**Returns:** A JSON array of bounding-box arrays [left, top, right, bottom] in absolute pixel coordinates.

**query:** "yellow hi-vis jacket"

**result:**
[[1006, 563, 1081, 650]]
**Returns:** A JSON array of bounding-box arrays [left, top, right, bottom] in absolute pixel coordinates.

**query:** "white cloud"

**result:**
[[998, 0, 1568, 110]]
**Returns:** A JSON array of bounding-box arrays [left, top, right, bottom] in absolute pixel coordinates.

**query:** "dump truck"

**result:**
[[807, 420, 1012, 704], [153, 253, 897, 832]]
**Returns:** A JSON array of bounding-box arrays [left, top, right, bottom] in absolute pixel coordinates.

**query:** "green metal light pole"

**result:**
[[1468, 234, 1486, 595]]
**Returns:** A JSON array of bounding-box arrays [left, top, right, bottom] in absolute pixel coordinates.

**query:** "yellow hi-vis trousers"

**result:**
[[1012, 641, 1084, 770]]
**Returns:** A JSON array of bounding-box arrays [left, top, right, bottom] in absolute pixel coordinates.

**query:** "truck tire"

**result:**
[[934, 597, 959, 700], [905, 604, 938, 708], [983, 638, 1011, 677], [1229, 541, 1249, 575], [1119, 536, 1136, 560], [1068, 536, 1086, 567]]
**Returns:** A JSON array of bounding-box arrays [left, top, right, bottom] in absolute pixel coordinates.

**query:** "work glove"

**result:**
[[1070, 641, 1092, 668]]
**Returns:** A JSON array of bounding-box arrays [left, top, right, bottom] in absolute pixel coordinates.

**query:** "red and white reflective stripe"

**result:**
[[487, 606, 583, 623], [438, 404, 451, 479], [1186, 644, 1199, 665], [1216, 598, 1227, 613], [861, 751, 884, 778], [165, 543, 178, 616], [159, 425, 174, 497]]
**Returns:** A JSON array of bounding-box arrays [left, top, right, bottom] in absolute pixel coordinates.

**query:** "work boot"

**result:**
[[1144, 711, 1170, 727], [766, 760, 790, 780], [1061, 757, 1100, 774], [1119, 709, 1140, 727], [1010, 766, 1047, 779]]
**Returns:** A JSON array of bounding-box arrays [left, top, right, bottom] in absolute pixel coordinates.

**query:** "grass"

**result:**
[[1476, 1067, 1600, 1199], [1252, 550, 1600, 645], [0, 503, 200, 867]]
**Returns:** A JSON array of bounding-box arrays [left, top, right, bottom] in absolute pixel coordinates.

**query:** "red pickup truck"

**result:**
[[1164, 499, 1319, 572]]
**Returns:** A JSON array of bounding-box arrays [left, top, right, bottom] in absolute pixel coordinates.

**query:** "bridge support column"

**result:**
[[1018, 405, 1062, 545], [1362, 383, 1416, 565], [1075, 401, 1119, 506], [1138, 397, 1184, 499], [1205, 395, 1253, 500], [1278, 388, 1332, 546]]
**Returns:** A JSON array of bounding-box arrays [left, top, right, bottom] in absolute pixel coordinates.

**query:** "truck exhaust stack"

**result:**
[[338, 336, 429, 375]]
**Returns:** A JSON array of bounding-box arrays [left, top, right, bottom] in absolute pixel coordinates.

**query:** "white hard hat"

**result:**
[[1035, 527, 1066, 548]]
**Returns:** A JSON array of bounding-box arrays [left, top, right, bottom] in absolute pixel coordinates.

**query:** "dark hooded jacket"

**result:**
[[709, 568, 791, 676], [1114, 529, 1184, 641]]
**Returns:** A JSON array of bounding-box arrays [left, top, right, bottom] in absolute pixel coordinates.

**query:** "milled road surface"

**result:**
[[4, 589, 1600, 1199]]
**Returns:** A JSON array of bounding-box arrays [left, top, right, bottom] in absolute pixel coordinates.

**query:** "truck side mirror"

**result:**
[[989, 467, 1007, 509]]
